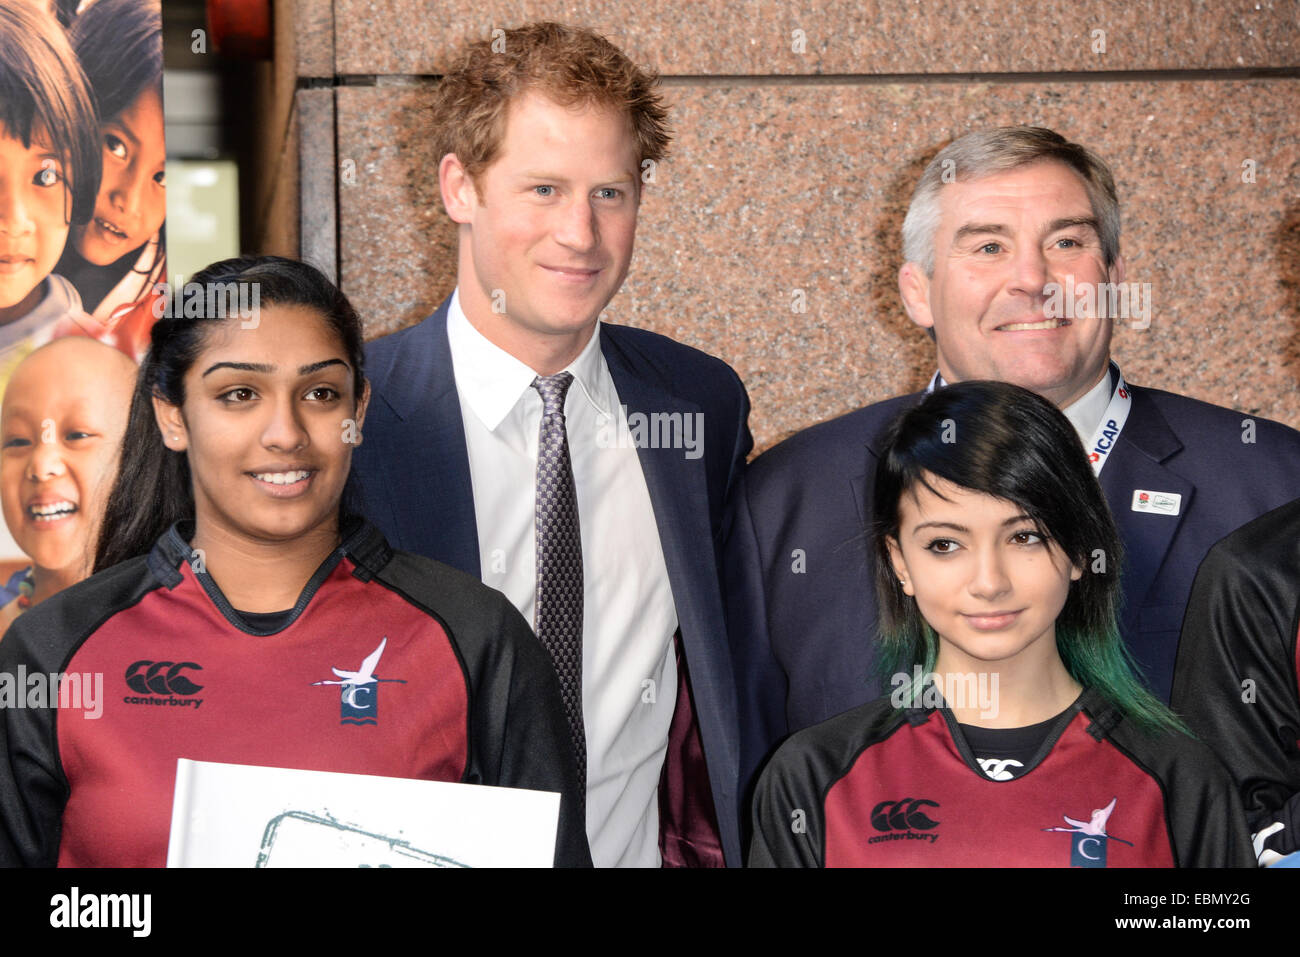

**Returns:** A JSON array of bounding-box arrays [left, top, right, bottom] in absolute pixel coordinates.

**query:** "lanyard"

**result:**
[[1083, 366, 1131, 477], [924, 364, 1131, 477]]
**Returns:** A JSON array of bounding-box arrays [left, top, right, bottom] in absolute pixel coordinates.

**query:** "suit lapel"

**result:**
[[601, 337, 714, 640], [849, 469, 870, 530], [856, 392, 925, 532], [1100, 386, 1192, 633], [857, 422, 890, 531], [375, 299, 481, 576], [600, 329, 740, 863]]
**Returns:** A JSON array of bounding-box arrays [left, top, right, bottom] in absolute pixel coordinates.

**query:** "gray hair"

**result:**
[[901, 127, 1121, 275]]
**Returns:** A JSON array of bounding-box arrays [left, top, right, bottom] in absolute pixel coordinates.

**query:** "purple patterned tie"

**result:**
[[532, 372, 586, 791]]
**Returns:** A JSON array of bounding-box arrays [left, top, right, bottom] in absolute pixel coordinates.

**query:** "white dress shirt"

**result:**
[[1060, 366, 1117, 445], [446, 290, 679, 868]]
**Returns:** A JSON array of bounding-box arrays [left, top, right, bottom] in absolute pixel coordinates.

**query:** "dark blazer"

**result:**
[[1171, 497, 1300, 857], [352, 298, 753, 866], [724, 379, 1300, 828]]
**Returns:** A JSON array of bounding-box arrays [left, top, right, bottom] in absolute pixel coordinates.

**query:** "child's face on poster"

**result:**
[[0, 339, 135, 574], [0, 126, 72, 319], [73, 86, 167, 266]]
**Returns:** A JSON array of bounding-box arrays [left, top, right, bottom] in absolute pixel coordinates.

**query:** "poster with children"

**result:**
[[0, 0, 164, 618]]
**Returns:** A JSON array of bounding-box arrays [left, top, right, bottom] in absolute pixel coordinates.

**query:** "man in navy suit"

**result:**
[[352, 22, 751, 867], [725, 126, 1300, 833]]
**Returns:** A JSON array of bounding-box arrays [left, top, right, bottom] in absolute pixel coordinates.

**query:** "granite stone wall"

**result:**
[[258, 0, 1300, 452]]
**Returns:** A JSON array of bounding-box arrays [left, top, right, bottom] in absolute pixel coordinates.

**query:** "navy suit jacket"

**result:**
[[724, 379, 1300, 823], [352, 299, 753, 866]]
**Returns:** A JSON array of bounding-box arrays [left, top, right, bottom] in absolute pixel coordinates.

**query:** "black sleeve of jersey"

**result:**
[[0, 557, 155, 866], [375, 552, 592, 868], [1108, 719, 1257, 868], [1170, 515, 1300, 858], [747, 698, 902, 867], [747, 740, 826, 867], [488, 595, 593, 869], [0, 620, 66, 866]]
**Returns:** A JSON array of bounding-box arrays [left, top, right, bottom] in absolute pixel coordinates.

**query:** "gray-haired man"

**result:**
[[724, 126, 1300, 848]]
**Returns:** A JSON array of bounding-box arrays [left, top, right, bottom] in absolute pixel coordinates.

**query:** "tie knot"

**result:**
[[532, 372, 574, 416]]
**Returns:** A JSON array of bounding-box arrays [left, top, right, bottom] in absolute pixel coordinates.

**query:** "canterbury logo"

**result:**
[[871, 798, 940, 832], [124, 661, 204, 696], [977, 758, 1024, 781]]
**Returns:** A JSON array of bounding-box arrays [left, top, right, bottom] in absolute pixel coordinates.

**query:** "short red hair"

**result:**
[[429, 21, 672, 183]]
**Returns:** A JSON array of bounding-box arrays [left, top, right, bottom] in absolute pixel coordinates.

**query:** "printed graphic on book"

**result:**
[[257, 811, 470, 868], [168, 759, 560, 868]]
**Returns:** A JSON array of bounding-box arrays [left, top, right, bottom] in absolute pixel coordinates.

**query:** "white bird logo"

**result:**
[[1043, 796, 1134, 846], [313, 637, 405, 708]]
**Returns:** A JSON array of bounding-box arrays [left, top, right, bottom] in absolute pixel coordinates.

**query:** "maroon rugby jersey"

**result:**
[[0, 519, 590, 867], [749, 688, 1253, 867]]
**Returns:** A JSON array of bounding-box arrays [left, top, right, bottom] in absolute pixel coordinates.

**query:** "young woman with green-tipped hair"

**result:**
[[749, 380, 1254, 868]]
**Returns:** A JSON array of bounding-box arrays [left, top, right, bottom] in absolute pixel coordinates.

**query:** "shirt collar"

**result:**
[[566, 316, 616, 420], [446, 288, 615, 431], [1060, 364, 1117, 443]]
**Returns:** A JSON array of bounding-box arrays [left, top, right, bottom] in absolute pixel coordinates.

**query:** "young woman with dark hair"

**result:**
[[0, 256, 590, 867], [92, 254, 368, 574], [749, 380, 1253, 868]]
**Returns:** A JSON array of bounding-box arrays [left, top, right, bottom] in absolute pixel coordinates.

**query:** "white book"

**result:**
[[167, 759, 559, 868]]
